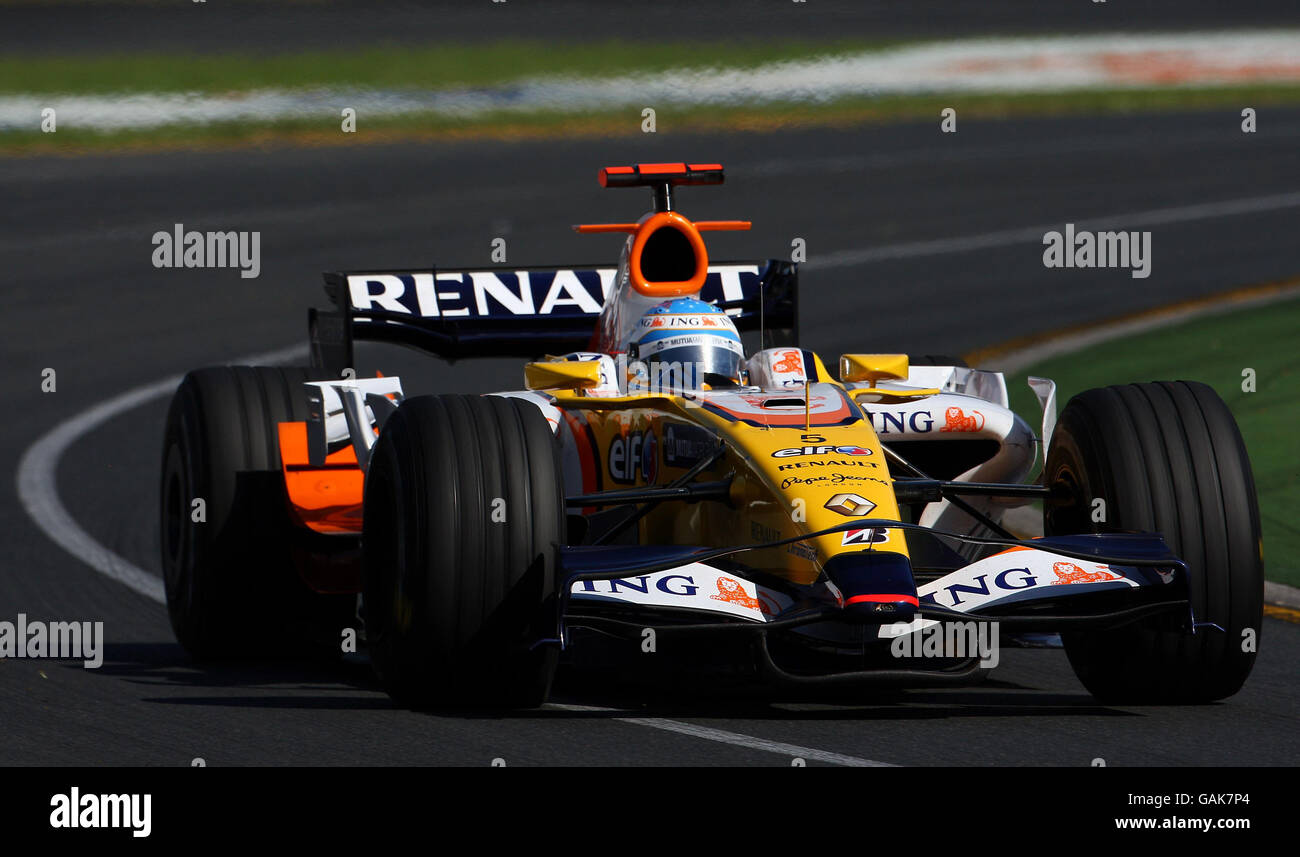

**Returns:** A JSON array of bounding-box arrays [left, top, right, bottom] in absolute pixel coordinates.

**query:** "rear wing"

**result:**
[[310, 260, 797, 371]]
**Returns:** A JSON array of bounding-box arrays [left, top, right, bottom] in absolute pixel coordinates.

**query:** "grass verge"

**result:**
[[0, 38, 908, 95], [1005, 295, 1300, 587]]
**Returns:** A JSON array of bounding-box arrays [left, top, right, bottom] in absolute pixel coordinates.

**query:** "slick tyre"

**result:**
[[362, 395, 563, 709], [1044, 381, 1263, 703], [160, 366, 353, 659]]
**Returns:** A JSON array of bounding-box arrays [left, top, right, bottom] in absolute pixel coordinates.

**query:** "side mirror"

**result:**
[[524, 360, 603, 392], [839, 354, 909, 385]]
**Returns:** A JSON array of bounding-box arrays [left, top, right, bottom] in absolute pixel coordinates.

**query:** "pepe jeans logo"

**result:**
[[780, 473, 888, 489]]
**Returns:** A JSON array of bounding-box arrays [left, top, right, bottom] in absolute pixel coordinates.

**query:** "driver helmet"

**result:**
[[628, 298, 745, 391]]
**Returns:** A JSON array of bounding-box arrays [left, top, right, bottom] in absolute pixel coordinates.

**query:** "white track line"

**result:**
[[550, 704, 892, 767], [807, 189, 1300, 269], [15, 344, 308, 606]]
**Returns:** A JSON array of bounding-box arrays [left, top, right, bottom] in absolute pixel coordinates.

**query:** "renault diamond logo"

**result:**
[[825, 493, 876, 517]]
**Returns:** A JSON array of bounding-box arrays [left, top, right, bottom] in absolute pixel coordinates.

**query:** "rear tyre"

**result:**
[[160, 366, 354, 659], [1044, 381, 1263, 703], [362, 395, 563, 709]]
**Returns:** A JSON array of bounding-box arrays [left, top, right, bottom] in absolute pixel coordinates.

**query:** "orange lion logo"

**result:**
[[711, 576, 760, 609], [939, 406, 985, 432], [1050, 562, 1120, 585], [772, 350, 804, 374]]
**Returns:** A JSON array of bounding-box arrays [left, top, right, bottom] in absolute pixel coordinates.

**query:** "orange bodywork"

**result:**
[[277, 421, 365, 534], [693, 220, 751, 231], [628, 210, 709, 297], [573, 220, 748, 234], [598, 162, 724, 185]]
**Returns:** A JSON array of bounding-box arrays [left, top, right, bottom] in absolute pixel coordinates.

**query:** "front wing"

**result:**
[[551, 522, 1192, 663]]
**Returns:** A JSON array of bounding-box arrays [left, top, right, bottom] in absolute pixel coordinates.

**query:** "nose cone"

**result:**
[[822, 551, 919, 623], [843, 594, 918, 622]]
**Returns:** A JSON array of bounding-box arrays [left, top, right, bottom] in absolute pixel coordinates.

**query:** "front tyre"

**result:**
[[1044, 381, 1263, 703], [362, 395, 563, 709]]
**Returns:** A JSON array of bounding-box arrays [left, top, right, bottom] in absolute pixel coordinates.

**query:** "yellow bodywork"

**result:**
[[839, 353, 910, 385], [550, 383, 910, 587], [524, 360, 603, 392]]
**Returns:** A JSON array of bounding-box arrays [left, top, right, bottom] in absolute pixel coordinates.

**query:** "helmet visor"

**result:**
[[633, 333, 745, 390]]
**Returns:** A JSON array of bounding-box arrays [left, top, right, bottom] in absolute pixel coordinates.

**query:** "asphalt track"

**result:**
[[2, 108, 1298, 765]]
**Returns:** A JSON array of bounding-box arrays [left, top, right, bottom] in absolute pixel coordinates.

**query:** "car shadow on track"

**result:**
[[519, 670, 1139, 721], [87, 641, 395, 710], [86, 642, 1140, 718]]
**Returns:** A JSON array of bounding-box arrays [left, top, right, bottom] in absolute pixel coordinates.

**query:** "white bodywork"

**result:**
[[745, 346, 812, 390], [564, 546, 1145, 628], [303, 376, 404, 469], [846, 366, 1041, 555], [569, 564, 793, 623]]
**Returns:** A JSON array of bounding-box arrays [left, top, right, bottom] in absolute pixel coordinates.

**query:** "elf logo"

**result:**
[[608, 430, 657, 484], [772, 445, 872, 458]]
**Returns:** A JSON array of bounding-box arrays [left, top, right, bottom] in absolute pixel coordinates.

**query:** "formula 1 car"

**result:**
[[160, 162, 1263, 707]]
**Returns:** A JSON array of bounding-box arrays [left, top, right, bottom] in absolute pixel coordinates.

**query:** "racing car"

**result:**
[[159, 162, 1263, 708]]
